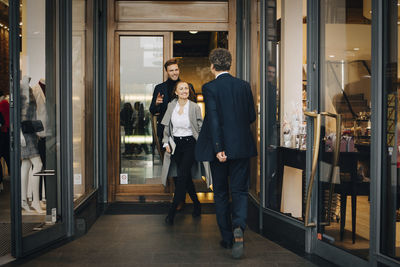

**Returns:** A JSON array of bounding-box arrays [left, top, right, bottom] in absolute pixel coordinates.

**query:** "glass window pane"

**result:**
[[0, 0, 10, 257], [318, 0, 371, 259], [381, 0, 400, 260], [72, 0, 95, 205], [120, 36, 163, 184], [20, 0, 61, 235], [265, 0, 308, 221]]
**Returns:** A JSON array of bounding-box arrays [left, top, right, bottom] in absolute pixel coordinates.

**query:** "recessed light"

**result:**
[[33, 31, 40, 34], [189, 31, 198, 34], [353, 48, 360, 51], [329, 55, 335, 58]]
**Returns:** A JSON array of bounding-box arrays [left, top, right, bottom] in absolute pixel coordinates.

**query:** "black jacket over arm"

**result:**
[[195, 73, 257, 162]]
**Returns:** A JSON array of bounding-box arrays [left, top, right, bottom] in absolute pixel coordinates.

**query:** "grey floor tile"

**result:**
[[12, 214, 318, 267]]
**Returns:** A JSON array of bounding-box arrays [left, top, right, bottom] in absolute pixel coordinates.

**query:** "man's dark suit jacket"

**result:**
[[195, 73, 257, 162], [149, 79, 177, 124]]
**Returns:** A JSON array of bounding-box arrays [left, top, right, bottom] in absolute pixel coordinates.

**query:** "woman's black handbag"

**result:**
[[21, 120, 44, 133]]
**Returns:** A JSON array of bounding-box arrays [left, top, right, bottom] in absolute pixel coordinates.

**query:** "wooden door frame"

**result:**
[[107, 0, 237, 202]]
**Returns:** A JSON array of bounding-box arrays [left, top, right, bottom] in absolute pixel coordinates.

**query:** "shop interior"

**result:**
[[269, 0, 399, 260], [0, 0, 10, 259]]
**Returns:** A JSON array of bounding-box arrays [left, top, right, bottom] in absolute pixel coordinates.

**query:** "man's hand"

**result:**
[[165, 145, 171, 154], [155, 93, 164, 106], [216, 151, 227, 162]]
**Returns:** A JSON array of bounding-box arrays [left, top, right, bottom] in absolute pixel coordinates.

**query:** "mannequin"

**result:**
[[20, 76, 44, 213], [31, 78, 47, 201]]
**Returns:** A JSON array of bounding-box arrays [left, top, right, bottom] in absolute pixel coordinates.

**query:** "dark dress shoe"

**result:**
[[192, 204, 201, 218], [165, 215, 174, 225], [220, 240, 233, 249], [232, 227, 244, 259]]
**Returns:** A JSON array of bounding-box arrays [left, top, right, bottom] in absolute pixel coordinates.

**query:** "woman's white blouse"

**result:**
[[171, 101, 193, 137]]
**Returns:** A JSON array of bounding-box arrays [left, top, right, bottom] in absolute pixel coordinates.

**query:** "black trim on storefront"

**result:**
[[59, 0, 74, 238], [9, 0, 22, 258], [97, 0, 108, 206], [370, 0, 382, 265]]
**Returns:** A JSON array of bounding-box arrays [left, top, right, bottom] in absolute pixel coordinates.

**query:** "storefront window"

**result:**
[[19, 0, 61, 235], [249, 0, 261, 200], [0, 0, 10, 257], [318, 0, 371, 259], [72, 0, 95, 205], [264, 0, 308, 220], [381, 0, 400, 260]]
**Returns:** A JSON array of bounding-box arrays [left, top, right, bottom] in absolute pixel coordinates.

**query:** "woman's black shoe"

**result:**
[[192, 203, 201, 218], [165, 215, 174, 225]]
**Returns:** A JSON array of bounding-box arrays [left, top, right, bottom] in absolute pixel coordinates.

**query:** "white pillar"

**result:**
[[280, 0, 303, 218], [280, 0, 303, 132]]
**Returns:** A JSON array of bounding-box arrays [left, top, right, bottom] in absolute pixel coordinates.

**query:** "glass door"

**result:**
[[312, 0, 372, 264], [115, 32, 172, 200], [10, 0, 70, 257]]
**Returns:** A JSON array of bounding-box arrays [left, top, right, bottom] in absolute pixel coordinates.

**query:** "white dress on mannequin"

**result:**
[[20, 76, 44, 213]]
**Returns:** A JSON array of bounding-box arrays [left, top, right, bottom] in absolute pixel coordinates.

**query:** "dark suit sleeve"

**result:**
[[203, 86, 224, 153], [247, 83, 256, 124], [149, 85, 162, 115]]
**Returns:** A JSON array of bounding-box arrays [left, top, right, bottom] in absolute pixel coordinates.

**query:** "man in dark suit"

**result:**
[[149, 58, 180, 146], [195, 48, 257, 259]]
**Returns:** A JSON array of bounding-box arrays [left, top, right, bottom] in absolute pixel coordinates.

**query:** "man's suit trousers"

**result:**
[[210, 158, 250, 243]]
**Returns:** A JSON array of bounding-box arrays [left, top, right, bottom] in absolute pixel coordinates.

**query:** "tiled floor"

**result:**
[[8, 214, 319, 267]]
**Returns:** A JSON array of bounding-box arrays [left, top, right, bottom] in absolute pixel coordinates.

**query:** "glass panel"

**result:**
[[72, 0, 95, 205], [265, 0, 308, 221], [172, 30, 228, 197], [318, 0, 371, 259], [249, 0, 261, 200], [119, 36, 163, 184], [0, 0, 10, 257], [20, 0, 61, 235], [381, 0, 400, 260]]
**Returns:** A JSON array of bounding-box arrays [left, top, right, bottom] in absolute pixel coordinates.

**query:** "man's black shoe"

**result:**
[[220, 240, 233, 249]]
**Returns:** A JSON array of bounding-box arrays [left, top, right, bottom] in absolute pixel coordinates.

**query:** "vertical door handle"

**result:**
[[319, 112, 342, 226], [304, 111, 321, 227]]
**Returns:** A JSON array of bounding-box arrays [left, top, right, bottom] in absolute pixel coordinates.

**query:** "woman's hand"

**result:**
[[165, 145, 171, 154]]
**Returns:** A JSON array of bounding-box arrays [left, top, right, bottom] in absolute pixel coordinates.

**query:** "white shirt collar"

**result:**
[[216, 72, 229, 79]]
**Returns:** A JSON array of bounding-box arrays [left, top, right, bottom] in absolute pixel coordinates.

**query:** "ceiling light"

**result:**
[[33, 31, 40, 34], [173, 40, 182, 44], [329, 55, 335, 58], [353, 48, 360, 51], [19, 22, 22, 26], [189, 31, 198, 34]]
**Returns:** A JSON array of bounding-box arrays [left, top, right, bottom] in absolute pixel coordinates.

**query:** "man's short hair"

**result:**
[[268, 63, 276, 69], [164, 58, 179, 71], [209, 48, 232, 71]]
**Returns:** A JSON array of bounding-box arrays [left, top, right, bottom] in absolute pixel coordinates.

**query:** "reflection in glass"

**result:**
[[119, 36, 163, 184], [19, 0, 60, 235], [381, 0, 400, 260], [72, 0, 95, 205], [0, 0, 10, 257], [318, 0, 371, 259], [265, 0, 308, 221]]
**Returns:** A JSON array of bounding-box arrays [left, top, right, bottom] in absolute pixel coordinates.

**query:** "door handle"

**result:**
[[319, 112, 342, 226], [303, 111, 342, 227], [304, 111, 321, 227]]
